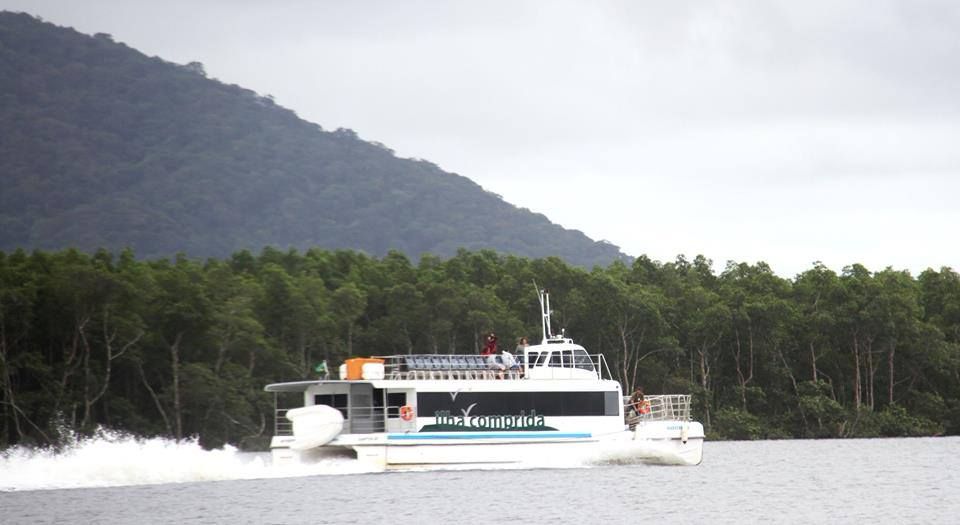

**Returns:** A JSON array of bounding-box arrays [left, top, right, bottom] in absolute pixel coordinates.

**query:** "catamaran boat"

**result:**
[[265, 291, 704, 469]]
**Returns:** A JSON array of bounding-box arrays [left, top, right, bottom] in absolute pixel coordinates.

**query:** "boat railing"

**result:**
[[622, 394, 692, 422], [371, 353, 610, 380], [342, 406, 388, 434], [597, 353, 613, 380], [274, 404, 407, 436], [275, 408, 293, 436]]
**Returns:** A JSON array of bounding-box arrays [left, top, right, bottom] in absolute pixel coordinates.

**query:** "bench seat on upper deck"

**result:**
[[395, 354, 518, 380]]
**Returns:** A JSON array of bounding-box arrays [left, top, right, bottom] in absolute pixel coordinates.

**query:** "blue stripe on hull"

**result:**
[[387, 432, 592, 440]]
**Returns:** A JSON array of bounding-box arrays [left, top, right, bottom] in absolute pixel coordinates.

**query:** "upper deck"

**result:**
[[369, 341, 612, 382]]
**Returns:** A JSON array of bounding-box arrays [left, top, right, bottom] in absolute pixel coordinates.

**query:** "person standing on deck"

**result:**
[[481, 332, 498, 356], [507, 337, 529, 378], [631, 387, 650, 415], [515, 337, 528, 353], [314, 360, 329, 380]]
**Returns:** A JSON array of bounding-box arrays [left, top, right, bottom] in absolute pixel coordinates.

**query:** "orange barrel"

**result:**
[[345, 358, 384, 380]]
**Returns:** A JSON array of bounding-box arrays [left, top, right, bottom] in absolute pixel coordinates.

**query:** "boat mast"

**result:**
[[538, 285, 553, 342]]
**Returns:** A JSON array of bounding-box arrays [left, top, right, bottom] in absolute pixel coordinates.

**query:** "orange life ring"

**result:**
[[400, 405, 415, 421], [636, 399, 651, 415]]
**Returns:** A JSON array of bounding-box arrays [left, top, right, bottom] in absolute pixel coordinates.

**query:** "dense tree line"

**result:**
[[0, 12, 626, 267], [2, 247, 958, 450]]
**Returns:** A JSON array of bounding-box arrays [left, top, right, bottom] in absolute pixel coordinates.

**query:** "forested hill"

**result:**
[[2, 247, 959, 450], [0, 12, 628, 267]]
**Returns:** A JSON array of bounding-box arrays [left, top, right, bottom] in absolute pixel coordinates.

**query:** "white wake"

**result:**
[[0, 429, 378, 492]]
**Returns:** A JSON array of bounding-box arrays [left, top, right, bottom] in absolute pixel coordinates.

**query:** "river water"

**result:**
[[1, 434, 957, 524]]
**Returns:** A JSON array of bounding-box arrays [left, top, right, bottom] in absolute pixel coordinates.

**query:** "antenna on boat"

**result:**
[[534, 281, 553, 342]]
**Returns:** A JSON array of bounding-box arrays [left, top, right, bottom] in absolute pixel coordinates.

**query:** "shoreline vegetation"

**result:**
[[1, 247, 958, 451]]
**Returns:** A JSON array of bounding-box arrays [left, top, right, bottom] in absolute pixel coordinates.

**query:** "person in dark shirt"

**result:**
[[631, 387, 650, 415], [481, 332, 498, 356], [481, 332, 502, 378]]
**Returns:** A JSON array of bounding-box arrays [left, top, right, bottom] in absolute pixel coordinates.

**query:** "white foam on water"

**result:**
[[0, 429, 379, 492]]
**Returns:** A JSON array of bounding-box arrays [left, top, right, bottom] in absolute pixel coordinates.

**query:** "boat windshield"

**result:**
[[535, 349, 594, 371], [528, 351, 549, 366], [573, 349, 595, 371], [549, 351, 566, 367]]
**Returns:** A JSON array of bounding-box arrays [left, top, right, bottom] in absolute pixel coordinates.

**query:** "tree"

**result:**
[[146, 255, 212, 441], [589, 272, 674, 394], [331, 282, 366, 357], [720, 262, 792, 414], [871, 269, 920, 406], [670, 259, 729, 430]]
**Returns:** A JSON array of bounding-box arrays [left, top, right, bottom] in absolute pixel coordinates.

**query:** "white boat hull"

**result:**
[[630, 420, 705, 465], [271, 422, 703, 469]]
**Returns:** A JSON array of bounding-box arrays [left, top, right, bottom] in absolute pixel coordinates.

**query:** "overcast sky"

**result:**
[[5, 0, 959, 277]]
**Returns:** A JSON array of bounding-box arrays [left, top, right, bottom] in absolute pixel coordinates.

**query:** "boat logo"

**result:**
[[421, 410, 557, 432]]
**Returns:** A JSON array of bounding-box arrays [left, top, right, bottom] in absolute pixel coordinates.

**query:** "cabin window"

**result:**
[[526, 351, 540, 367], [417, 391, 620, 417], [549, 352, 562, 367], [386, 392, 406, 418], [549, 350, 574, 367], [314, 393, 349, 419], [604, 391, 620, 415]]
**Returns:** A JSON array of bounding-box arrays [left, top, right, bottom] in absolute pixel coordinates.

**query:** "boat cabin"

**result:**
[[266, 346, 620, 438], [522, 339, 598, 380]]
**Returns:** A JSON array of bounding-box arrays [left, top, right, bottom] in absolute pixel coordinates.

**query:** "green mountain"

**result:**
[[0, 12, 628, 267]]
